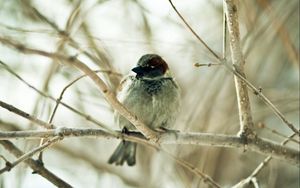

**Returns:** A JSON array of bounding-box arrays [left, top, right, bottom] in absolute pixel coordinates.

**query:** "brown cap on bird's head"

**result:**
[[132, 54, 169, 79]]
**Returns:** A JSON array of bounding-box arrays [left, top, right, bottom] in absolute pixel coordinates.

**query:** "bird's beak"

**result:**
[[131, 66, 143, 74]]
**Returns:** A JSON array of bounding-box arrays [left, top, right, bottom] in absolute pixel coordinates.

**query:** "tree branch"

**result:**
[[0, 100, 53, 129], [0, 128, 298, 164], [168, 0, 221, 60], [0, 140, 72, 188], [221, 60, 299, 135], [232, 132, 297, 187], [0, 123, 220, 188], [224, 0, 255, 138], [0, 136, 62, 174], [48, 69, 121, 124], [0, 98, 298, 164]]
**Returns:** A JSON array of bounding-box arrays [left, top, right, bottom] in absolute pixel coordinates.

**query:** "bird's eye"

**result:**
[[150, 65, 155, 69]]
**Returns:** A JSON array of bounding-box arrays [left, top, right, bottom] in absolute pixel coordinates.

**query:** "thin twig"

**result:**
[[257, 123, 299, 144], [0, 140, 72, 188], [232, 132, 297, 187], [0, 155, 9, 163], [0, 100, 53, 129], [221, 61, 299, 135], [48, 70, 121, 124], [194, 63, 220, 67], [223, 6, 227, 59], [0, 136, 62, 174], [168, 0, 221, 60]]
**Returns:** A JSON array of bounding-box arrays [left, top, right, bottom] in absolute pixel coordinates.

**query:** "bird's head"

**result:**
[[132, 54, 169, 79]]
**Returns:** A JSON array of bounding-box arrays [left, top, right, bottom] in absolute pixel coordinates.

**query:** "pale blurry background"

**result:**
[[0, 0, 299, 187]]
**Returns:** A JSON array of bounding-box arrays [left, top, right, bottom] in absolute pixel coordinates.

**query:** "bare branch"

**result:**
[[0, 128, 298, 164], [0, 100, 53, 129], [168, 0, 221, 60], [0, 140, 72, 188], [194, 63, 220, 67], [48, 69, 121, 124], [0, 124, 219, 187], [232, 132, 297, 187], [257, 123, 299, 144], [220, 61, 299, 135], [0, 136, 62, 174], [223, 8, 228, 59], [224, 0, 255, 138], [0, 98, 298, 165]]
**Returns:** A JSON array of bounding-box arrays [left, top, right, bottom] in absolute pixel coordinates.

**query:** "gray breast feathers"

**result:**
[[115, 76, 180, 130]]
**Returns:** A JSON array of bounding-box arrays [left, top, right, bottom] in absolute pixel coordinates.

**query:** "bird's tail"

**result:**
[[108, 140, 137, 166]]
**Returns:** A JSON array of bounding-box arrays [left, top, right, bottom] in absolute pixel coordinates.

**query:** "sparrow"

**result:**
[[108, 54, 180, 166]]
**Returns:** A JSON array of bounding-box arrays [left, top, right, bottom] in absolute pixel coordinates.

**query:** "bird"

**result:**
[[108, 54, 181, 166]]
